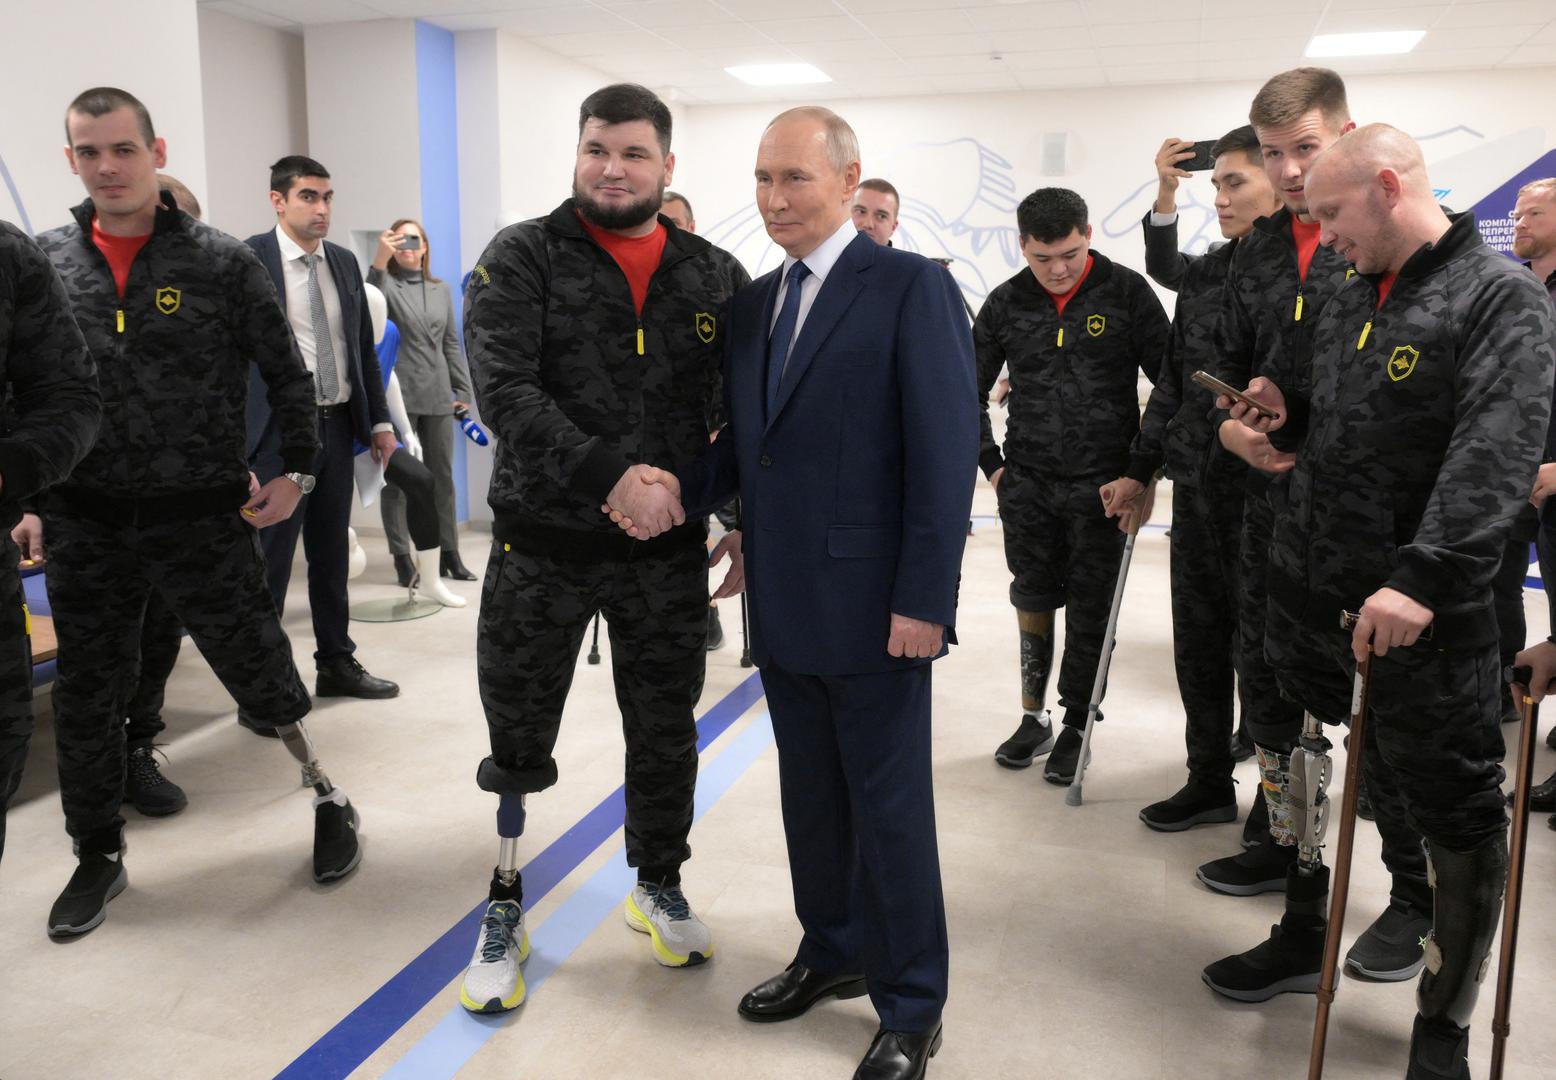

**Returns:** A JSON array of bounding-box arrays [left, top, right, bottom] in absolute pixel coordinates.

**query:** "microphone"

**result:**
[[454, 404, 489, 446]]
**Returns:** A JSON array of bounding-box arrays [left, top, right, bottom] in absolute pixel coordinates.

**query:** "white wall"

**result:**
[[198, 7, 307, 237], [678, 67, 1556, 312], [0, 0, 207, 236]]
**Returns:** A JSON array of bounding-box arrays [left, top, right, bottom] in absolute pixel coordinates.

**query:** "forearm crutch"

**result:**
[[1065, 530, 1137, 807], [1308, 612, 1375, 1080], [1490, 665, 1543, 1080], [587, 612, 602, 665]]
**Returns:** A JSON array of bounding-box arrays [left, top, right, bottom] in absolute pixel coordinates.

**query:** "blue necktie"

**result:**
[[766, 260, 811, 420]]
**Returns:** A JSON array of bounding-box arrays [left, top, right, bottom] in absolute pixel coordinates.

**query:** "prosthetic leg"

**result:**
[[994, 609, 1057, 768], [276, 721, 360, 884], [461, 756, 555, 1013]]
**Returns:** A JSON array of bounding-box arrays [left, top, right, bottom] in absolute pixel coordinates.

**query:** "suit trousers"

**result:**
[[381, 413, 458, 556], [762, 660, 948, 1034], [0, 569, 33, 869], [260, 410, 357, 662], [44, 510, 311, 852]]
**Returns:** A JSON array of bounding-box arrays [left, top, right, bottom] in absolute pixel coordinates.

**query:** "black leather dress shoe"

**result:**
[[316, 657, 399, 699], [393, 553, 417, 588], [853, 1024, 943, 1080], [737, 963, 867, 1022], [440, 551, 478, 581], [1528, 768, 1556, 813]]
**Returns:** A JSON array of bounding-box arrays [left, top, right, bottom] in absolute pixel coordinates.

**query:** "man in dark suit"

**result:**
[[610, 106, 978, 1080], [246, 156, 398, 707]]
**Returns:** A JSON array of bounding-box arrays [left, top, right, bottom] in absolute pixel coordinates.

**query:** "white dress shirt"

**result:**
[[275, 225, 352, 406], [769, 216, 861, 359]]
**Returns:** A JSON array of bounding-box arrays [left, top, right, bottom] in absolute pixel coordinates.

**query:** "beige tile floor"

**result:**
[[2, 480, 1554, 1080]]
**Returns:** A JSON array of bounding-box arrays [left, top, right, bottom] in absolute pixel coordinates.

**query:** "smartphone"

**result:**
[[398, 235, 422, 250], [1191, 369, 1278, 419], [1181, 139, 1215, 172]]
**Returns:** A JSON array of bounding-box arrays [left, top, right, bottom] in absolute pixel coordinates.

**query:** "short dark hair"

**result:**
[[578, 83, 672, 156], [66, 86, 155, 146], [663, 190, 694, 221], [1249, 67, 1349, 132], [857, 178, 901, 212], [270, 155, 331, 197], [1212, 125, 1261, 165], [1016, 188, 1088, 244]]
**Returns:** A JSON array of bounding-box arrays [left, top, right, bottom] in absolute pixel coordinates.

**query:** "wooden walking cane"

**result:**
[[1308, 611, 1374, 1080], [1489, 665, 1542, 1080]]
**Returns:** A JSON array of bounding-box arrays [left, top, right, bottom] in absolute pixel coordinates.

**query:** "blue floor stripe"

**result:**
[[273, 671, 766, 1080], [381, 711, 775, 1080]]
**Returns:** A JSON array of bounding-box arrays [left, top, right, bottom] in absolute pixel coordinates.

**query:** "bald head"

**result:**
[[1308, 124, 1430, 201], [1305, 123, 1449, 275]]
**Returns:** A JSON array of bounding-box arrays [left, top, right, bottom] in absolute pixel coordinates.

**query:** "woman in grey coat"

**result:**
[[369, 218, 478, 583]]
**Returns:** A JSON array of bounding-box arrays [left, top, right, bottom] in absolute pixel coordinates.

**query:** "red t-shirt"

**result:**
[[91, 217, 151, 299], [579, 213, 666, 315], [1046, 254, 1095, 318], [1291, 218, 1323, 284], [1375, 271, 1398, 309]]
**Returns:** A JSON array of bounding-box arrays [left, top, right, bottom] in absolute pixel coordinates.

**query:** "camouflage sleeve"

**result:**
[[465, 231, 632, 503], [0, 225, 100, 505], [1129, 272, 1169, 386], [1387, 276, 1556, 612], [1205, 262, 1255, 432], [891, 261, 979, 628], [1126, 318, 1181, 483], [1140, 211, 1192, 293], [973, 291, 1006, 478], [231, 244, 319, 473], [442, 284, 474, 402], [676, 315, 741, 519]]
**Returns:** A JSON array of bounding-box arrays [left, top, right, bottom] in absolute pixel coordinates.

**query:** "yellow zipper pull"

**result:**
[[1357, 320, 1372, 350], [22, 603, 30, 637], [1056, 327, 1064, 347], [1294, 293, 1304, 322], [116, 309, 125, 333], [636, 327, 645, 356]]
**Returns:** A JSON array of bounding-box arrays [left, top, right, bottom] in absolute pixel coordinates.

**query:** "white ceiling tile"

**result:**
[[753, 15, 875, 42], [1525, 20, 1556, 45], [1402, 45, 1520, 67], [200, 0, 300, 29], [988, 27, 1090, 50], [723, 0, 845, 16], [1084, 0, 1197, 24], [853, 7, 974, 35], [838, 0, 965, 12], [1105, 62, 1190, 84], [232, 0, 385, 21], [689, 44, 806, 66], [789, 38, 903, 60], [605, 0, 740, 28], [1417, 23, 1540, 49], [910, 52, 1026, 73], [928, 71, 1020, 92], [365, 0, 559, 15], [488, 6, 637, 34], [533, 29, 670, 55], [1015, 67, 1108, 88], [1314, 7, 1449, 34], [994, 46, 1102, 70], [963, 1, 1088, 32], [1501, 41, 1556, 64], [674, 21, 790, 47], [880, 31, 996, 55], [1098, 43, 1172, 65], [1195, 37, 1310, 61], [1198, 55, 1309, 81], [1088, 20, 1203, 47], [1204, 14, 1320, 41], [1201, 0, 1323, 16], [1437, 1, 1556, 27]]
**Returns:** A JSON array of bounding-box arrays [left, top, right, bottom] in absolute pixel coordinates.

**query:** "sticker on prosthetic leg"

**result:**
[[1255, 745, 1298, 847], [1287, 716, 1333, 864], [312, 789, 348, 809], [1017, 611, 1056, 713]]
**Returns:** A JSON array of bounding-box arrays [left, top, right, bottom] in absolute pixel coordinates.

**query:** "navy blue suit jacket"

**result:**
[[243, 230, 389, 477], [677, 233, 978, 676]]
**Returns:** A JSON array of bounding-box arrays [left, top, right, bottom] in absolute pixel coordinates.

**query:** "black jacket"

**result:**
[[36, 194, 317, 510], [975, 250, 1168, 481]]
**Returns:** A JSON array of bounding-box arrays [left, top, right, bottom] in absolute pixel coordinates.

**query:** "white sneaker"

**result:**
[[625, 882, 714, 967], [459, 900, 530, 1013]]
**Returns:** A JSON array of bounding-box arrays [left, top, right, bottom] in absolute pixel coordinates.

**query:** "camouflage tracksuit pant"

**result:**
[[477, 535, 708, 877], [1169, 479, 1246, 788], [997, 464, 1125, 726], [0, 568, 33, 868], [124, 590, 184, 748], [45, 510, 311, 854]]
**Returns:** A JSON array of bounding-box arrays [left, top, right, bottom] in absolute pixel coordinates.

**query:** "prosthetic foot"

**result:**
[[1406, 836, 1509, 1080], [277, 722, 360, 883], [996, 610, 1056, 767], [413, 548, 467, 608]]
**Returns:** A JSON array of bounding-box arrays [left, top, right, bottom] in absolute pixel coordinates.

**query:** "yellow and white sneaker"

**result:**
[[459, 900, 530, 1013], [625, 882, 713, 967]]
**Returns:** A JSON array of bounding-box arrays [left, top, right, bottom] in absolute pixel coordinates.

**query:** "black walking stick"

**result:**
[[739, 594, 753, 668]]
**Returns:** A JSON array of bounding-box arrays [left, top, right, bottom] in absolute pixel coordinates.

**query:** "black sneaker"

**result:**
[[125, 745, 188, 817], [706, 606, 725, 652], [1139, 780, 1238, 832], [1355, 774, 1376, 821], [1042, 725, 1088, 785], [1344, 901, 1430, 980], [1201, 918, 1325, 1002], [1406, 1015, 1471, 1080], [1197, 838, 1298, 895], [313, 795, 361, 883], [1241, 788, 1270, 849], [1229, 729, 1256, 764], [994, 710, 1055, 769], [48, 852, 128, 938]]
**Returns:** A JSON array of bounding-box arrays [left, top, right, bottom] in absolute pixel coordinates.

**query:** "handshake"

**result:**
[[601, 463, 685, 540]]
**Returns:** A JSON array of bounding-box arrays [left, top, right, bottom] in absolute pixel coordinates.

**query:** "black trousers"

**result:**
[[124, 591, 183, 747], [259, 409, 356, 662], [764, 660, 947, 1035], [382, 413, 459, 555], [1168, 480, 1247, 787], [476, 537, 708, 872], [1491, 529, 1533, 675], [0, 568, 33, 869], [45, 511, 310, 852], [382, 448, 440, 552], [1238, 491, 1305, 749]]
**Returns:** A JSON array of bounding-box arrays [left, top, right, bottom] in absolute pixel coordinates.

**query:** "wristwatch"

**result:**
[[283, 471, 317, 494]]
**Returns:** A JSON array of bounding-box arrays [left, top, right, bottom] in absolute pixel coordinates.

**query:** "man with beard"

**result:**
[[455, 83, 749, 1013]]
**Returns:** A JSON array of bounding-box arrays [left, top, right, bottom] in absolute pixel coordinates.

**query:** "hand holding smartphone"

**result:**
[[1191, 369, 1279, 419]]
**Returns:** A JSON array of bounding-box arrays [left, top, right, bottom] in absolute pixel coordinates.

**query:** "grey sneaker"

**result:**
[[460, 900, 529, 1013], [625, 882, 713, 967]]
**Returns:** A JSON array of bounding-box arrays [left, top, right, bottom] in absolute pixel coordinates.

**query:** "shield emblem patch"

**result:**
[[1086, 314, 1106, 337], [1387, 345, 1419, 383], [155, 287, 181, 315], [695, 312, 716, 344]]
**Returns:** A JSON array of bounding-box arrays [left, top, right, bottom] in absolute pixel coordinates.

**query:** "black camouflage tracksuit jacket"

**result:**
[[1127, 214, 1244, 488], [0, 222, 100, 538], [464, 199, 750, 543], [1267, 213, 1556, 645], [35, 194, 317, 510], [975, 250, 1168, 481]]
